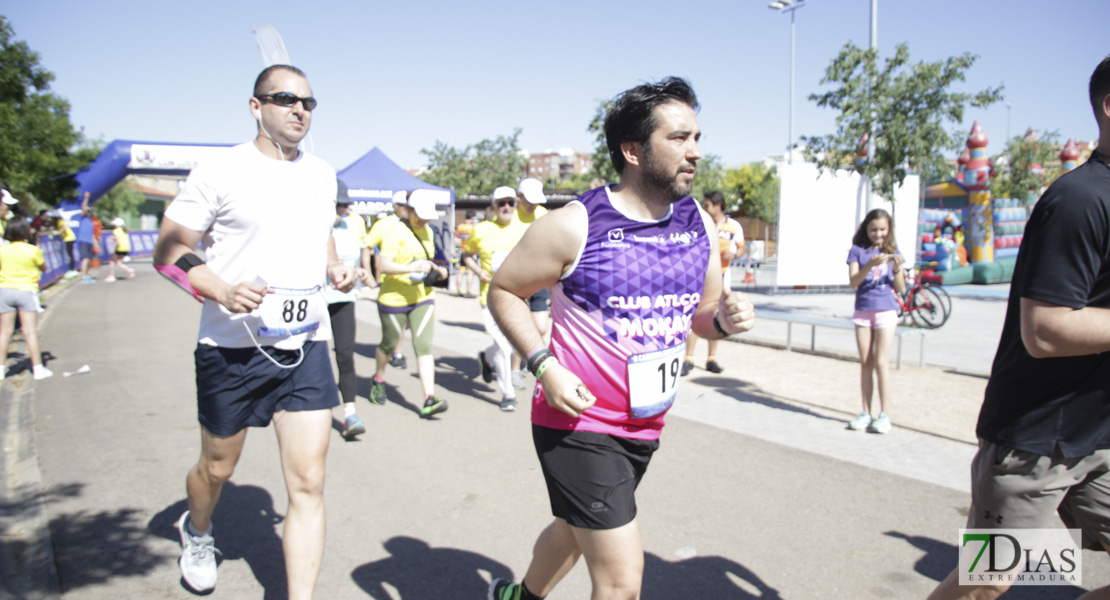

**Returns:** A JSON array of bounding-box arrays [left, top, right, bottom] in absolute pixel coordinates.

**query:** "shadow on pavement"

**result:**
[[48, 504, 169, 592], [350, 536, 512, 599], [885, 531, 1091, 599], [641, 552, 782, 599], [439, 319, 485, 334], [700, 375, 847, 424], [149, 483, 288, 599], [435, 355, 501, 409]]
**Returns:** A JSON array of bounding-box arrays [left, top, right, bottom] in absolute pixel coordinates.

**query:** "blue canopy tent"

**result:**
[[337, 146, 456, 270]]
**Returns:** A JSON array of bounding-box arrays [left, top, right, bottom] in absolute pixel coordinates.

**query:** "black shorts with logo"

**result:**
[[532, 424, 659, 530]]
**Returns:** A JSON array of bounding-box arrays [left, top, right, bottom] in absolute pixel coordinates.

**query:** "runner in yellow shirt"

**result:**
[[464, 186, 529, 411], [105, 218, 136, 281]]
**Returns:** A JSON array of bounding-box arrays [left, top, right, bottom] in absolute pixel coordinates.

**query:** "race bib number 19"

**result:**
[[258, 285, 324, 338], [627, 344, 684, 419]]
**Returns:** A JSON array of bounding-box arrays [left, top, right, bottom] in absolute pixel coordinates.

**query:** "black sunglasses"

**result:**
[[496, 199, 516, 207], [258, 92, 317, 111]]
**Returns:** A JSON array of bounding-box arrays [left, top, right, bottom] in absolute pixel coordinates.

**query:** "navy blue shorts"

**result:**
[[195, 341, 339, 437], [77, 241, 95, 260], [527, 288, 550, 312]]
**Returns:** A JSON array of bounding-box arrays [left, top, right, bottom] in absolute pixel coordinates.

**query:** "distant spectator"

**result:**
[[0, 219, 52, 380], [105, 218, 136, 282]]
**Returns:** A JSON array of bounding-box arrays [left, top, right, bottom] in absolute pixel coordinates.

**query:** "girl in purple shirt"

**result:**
[[845, 208, 905, 434]]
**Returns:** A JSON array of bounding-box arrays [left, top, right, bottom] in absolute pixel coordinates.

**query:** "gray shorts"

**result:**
[[0, 289, 42, 313], [969, 438, 1110, 551]]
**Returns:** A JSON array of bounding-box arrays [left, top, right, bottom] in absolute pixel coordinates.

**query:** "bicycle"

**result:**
[[894, 270, 950, 329]]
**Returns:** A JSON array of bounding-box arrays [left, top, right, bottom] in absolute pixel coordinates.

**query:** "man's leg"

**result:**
[[573, 519, 644, 600], [186, 426, 249, 531], [273, 408, 332, 600], [520, 518, 582, 597]]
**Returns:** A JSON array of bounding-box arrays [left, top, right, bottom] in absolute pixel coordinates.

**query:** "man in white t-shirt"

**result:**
[[152, 64, 355, 599]]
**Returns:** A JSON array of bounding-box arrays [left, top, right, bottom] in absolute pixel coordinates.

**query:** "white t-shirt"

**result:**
[[165, 142, 338, 349]]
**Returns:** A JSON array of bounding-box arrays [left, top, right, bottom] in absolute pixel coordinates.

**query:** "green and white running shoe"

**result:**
[[369, 380, 386, 406], [488, 579, 523, 600], [420, 396, 447, 418]]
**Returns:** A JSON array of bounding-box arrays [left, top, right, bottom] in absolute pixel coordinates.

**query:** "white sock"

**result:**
[[344, 403, 356, 417]]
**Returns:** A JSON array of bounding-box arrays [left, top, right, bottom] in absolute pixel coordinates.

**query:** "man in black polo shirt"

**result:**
[[928, 55, 1110, 599]]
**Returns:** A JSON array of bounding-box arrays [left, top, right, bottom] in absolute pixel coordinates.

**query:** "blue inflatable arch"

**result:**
[[62, 140, 234, 211]]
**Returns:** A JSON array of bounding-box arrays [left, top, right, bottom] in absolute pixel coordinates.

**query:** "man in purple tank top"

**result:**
[[487, 77, 756, 600]]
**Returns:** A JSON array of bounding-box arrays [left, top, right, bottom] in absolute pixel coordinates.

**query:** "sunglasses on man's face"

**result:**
[[497, 199, 516, 207], [258, 92, 317, 111]]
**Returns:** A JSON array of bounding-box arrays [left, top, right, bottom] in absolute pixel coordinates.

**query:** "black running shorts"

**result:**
[[195, 341, 339, 437], [532, 424, 659, 530]]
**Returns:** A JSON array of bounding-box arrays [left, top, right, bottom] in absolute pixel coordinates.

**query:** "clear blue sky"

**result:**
[[5, 1, 1108, 173]]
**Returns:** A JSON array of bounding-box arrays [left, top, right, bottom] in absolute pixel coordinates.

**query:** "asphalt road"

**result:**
[[3, 259, 1106, 599]]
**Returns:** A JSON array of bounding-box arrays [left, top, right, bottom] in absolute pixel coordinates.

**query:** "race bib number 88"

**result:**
[[627, 344, 684, 419], [258, 285, 324, 338]]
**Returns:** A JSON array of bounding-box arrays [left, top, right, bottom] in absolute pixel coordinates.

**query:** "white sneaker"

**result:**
[[104, 276, 116, 282], [176, 511, 220, 592], [32, 365, 53, 380], [847, 412, 872, 430], [868, 412, 893, 434], [1, 365, 6, 380]]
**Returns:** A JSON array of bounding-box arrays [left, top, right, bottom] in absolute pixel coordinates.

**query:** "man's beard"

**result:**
[[642, 143, 694, 202]]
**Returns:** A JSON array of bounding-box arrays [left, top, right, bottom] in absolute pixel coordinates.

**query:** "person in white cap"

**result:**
[[466, 186, 529, 411], [368, 189, 449, 418], [104, 217, 136, 282], [0, 187, 20, 238], [507, 178, 552, 389]]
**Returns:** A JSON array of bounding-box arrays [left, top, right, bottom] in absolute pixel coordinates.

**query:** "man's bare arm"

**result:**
[[153, 217, 266, 312], [1021, 298, 1110, 358], [691, 209, 755, 339], [488, 204, 595, 417]]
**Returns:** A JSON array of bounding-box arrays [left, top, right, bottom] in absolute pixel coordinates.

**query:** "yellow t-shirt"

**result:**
[[365, 215, 398, 250], [113, 227, 131, 252], [466, 218, 528, 306], [344, 214, 369, 249], [60, 219, 76, 242], [378, 221, 437, 308], [515, 204, 548, 225], [0, 242, 44, 292]]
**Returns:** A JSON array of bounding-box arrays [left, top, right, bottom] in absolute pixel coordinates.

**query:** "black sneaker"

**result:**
[[478, 351, 493, 383], [389, 354, 407, 369], [420, 396, 448, 418], [680, 360, 694, 377], [706, 360, 724, 374]]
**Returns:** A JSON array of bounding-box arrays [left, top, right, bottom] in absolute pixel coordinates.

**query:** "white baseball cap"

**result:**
[[1, 190, 18, 205], [493, 186, 516, 201], [392, 190, 408, 205], [517, 178, 546, 205], [110, 217, 126, 227], [407, 189, 439, 220]]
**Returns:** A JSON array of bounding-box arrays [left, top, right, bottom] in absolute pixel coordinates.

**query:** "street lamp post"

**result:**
[[1005, 101, 1012, 141], [768, 0, 808, 164]]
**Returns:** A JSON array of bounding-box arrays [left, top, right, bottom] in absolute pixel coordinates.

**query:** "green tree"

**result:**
[[691, 153, 725, 202], [802, 42, 1003, 201], [586, 100, 618, 184], [989, 129, 1061, 203], [419, 129, 527, 196], [723, 162, 779, 223], [0, 17, 95, 209], [93, 179, 146, 221]]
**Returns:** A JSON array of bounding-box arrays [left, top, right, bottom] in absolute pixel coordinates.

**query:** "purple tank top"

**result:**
[[533, 186, 711, 439]]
